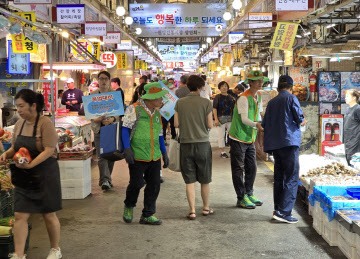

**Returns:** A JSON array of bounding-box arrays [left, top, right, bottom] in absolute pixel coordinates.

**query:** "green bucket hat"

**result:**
[[141, 82, 169, 100], [244, 70, 269, 84], [162, 80, 173, 88]]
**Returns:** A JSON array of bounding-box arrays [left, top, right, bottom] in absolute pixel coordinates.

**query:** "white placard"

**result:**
[[275, 0, 308, 11], [213, 47, 219, 54], [208, 52, 218, 59], [138, 48, 143, 55], [100, 51, 117, 68], [132, 45, 139, 55], [9, 2, 50, 22], [218, 43, 231, 52], [103, 32, 121, 44], [84, 22, 107, 36], [14, 0, 51, 4], [117, 40, 132, 50], [56, 4, 85, 24], [249, 13, 273, 29], [229, 32, 244, 44], [139, 54, 148, 60]]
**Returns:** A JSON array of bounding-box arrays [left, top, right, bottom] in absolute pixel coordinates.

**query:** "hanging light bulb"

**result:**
[[61, 31, 69, 38], [206, 37, 212, 43], [202, 44, 206, 48], [232, 0, 242, 10], [59, 70, 69, 81], [223, 12, 232, 21], [135, 28, 142, 35], [125, 16, 134, 25], [116, 6, 126, 16], [147, 40, 152, 46]]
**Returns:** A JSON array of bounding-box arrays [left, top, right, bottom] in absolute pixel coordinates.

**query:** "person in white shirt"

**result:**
[[200, 75, 212, 100]]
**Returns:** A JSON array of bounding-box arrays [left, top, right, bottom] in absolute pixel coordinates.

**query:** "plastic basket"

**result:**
[[347, 187, 360, 199], [2, 144, 11, 151], [0, 224, 31, 258]]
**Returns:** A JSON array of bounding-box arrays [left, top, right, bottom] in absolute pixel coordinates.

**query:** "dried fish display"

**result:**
[[306, 162, 358, 177]]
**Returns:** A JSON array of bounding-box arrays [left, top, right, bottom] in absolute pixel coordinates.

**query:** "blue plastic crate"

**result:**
[[2, 143, 11, 151], [346, 188, 360, 199]]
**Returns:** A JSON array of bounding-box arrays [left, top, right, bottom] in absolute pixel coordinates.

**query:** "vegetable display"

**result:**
[[13, 147, 32, 164]]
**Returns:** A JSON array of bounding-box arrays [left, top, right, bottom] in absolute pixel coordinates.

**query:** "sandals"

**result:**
[[187, 212, 196, 220], [202, 209, 214, 216]]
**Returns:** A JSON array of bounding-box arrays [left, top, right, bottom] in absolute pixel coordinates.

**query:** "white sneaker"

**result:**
[[8, 254, 26, 259], [46, 248, 62, 259]]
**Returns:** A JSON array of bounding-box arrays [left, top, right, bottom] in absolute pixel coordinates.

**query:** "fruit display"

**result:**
[[0, 130, 12, 144], [0, 217, 15, 227], [293, 84, 308, 101]]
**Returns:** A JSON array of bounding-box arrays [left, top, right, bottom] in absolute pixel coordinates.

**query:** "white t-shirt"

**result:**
[[200, 83, 212, 100], [235, 93, 263, 128]]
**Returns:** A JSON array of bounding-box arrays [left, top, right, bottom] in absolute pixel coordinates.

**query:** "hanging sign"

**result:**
[[116, 53, 127, 69], [132, 45, 139, 55], [84, 22, 107, 36], [284, 50, 293, 66], [30, 44, 47, 63], [14, 0, 51, 4], [42, 77, 57, 112], [117, 40, 132, 50], [248, 13, 273, 29], [10, 12, 38, 54], [56, 5, 85, 24], [276, 0, 308, 11], [91, 41, 101, 60], [158, 44, 199, 61], [129, 3, 226, 37], [141, 62, 148, 70], [138, 48, 143, 55], [135, 60, 140, 70], [70, 39, 94, 61], [270, 22, 298, 51], [103, 32, 121, 44], [100, 51, 117, 68], [163, 62, 174, 69], [229, 32, 244, 44], [218, 43, 231, 52], [175, 62, 183, 68], [7, 41, 30, 75], [208, 52, 218, 59]]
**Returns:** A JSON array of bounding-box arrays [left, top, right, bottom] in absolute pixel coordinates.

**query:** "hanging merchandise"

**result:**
[[23, 27, 51, 45], [0, 16, 10, 33], [81, 74, 85, 84], [8, 21, 22, 35]]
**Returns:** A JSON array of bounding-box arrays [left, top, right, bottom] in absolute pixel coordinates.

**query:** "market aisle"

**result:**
[[26, 138, 345, 258]]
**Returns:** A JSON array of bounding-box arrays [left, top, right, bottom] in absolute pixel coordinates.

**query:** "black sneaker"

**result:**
[[160, 177, 164, 183], [273, 211, 298, 224], [139, 215, 162, 225], [101, 180, 111, 191], [221, 153, 229, 158]]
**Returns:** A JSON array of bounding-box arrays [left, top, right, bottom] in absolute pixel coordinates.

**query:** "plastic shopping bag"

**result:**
[[168, 138, 181, 172]]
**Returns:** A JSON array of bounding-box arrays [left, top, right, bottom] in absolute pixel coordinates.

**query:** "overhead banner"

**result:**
[[276, 0, 308, 11], [248, 13, 273, 29], [117, 40, 132, 50], [228, 32, 244, 44], [270, 22, 298, 51], [158, 37, 199, 43], [158, 44, 199, 61], [129, 3, 226, 37], [103, 32, 121, 44], [10, 12, 38, 54], [56, 4, 85, 24], [84, 22, 107, 36], [116, 53, 127, 69]]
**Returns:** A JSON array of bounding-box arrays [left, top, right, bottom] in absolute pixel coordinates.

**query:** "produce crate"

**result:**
[[58, 148, 94, 161], [0, 224, 31, 258], [0, 190, 14, 218]]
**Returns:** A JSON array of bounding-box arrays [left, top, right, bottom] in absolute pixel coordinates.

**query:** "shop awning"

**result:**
[[43, 62, 106, 70]]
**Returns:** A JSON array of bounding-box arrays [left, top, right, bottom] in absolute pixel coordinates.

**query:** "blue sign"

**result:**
[[7, 41, 30, 75], [159, 81, 178, 121], [82, 91, 125, 120]]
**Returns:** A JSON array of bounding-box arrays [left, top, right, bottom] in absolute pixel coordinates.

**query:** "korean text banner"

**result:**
[[129, 3, 226, 37], [10, 12, 38, 54], [82, 91, 125, 120], [270, 22, 298, 51], [158, 44, 199, 61], [159, 81, 178, 121]]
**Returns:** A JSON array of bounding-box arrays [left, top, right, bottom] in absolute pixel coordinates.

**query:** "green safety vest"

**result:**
[[130, 104, 162, 162], [229, 90, 261, 144]]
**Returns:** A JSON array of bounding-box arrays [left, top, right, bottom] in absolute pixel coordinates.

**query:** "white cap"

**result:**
[[66, 78, 74, 84]]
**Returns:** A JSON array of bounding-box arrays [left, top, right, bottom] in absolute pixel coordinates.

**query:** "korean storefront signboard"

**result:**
[[117, 40, 132, 50], [116, 53, 128, 69], [132, 45, 139, 55], [30, 44, 47, 63], [141, 62, 148, 70], [7, 41, 30, 75], [228, 32, 244, 44], [129, 3, 226, 37], [158, 44, 199, 61], [208, 52, 218, 59], [42, 77, 56, 112], [248, 13, 273, 29], [56, 4, 85, 24], [100, 51, 117, 68], [10, 12, 38, 54], [9, 2, 50, 22], [91, 41, 101, 60], [84, 22, 107, 36], [14, 0, 51, 4], [270, 22, 298, 51], [70, 39, 94, 61], [135, 60, 141, 70], [103, 32, 121, 44], [276, 0, 308, 11]]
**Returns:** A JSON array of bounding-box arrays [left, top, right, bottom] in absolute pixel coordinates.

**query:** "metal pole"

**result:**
[[49, 35, 55, 124]]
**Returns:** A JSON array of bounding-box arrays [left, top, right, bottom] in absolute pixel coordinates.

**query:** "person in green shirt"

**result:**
[[228, 70, 267, 209]]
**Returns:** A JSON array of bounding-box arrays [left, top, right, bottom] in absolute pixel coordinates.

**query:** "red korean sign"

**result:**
[[42, 77, 57, 112], [163, 62, 173, 69], [100, 51, 117, 68], [175, 62, 183, 67]]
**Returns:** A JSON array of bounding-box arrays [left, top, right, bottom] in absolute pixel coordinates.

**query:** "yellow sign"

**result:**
[[30, 44, 47, 63], [135, 60, 140, 70], [71, 39, 94, 61], [10, 12, 38, 54], [222, 53, 232, 67], [270, 22, 298, 51], [141, 61, 147, 70], [92, 41, 101, 60], [284, 50, 293, 66], [116, 53, 127, 69]]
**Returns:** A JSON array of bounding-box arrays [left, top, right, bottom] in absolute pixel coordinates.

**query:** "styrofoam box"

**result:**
[[308, 203, 314, 216], [61, 178, 91, 199], [356, 234, 360, 251], [313, 215, 323, 236], [338, 232, 357, 259], [58, 158, 91, 180], [323, 221, 339, 246], [313, 201, 323, 221], [338, 222, 357, 247]]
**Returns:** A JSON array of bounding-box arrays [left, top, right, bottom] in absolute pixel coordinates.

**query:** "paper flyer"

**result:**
[[159, 81, 179, 121]]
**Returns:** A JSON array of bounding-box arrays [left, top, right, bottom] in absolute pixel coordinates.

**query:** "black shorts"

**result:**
[[180, 142, 212, 184]]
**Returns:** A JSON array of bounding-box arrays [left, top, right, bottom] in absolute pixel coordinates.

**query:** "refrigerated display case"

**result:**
[[55, 116, 92, 146]]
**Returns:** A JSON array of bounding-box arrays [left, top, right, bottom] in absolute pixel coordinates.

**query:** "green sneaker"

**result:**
[[123, 206, 133, 223], [139, 215, 162, 225], [237, 194, 256, 209], [248, 195, 263, 206]]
